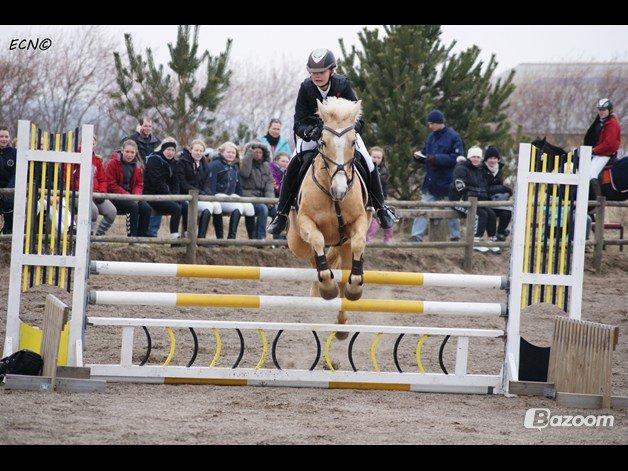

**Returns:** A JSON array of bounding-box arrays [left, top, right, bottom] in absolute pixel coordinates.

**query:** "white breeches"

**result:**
[[589, 155, 611, 179], [214, 194, 255, 216], [292, 132, 374, 172], [198, 201, 222, 214]]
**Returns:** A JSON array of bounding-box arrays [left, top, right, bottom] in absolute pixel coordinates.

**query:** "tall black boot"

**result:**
[[267, 151, 315, 235], [227, 209, 242, 239], [198, 209, 211, 238], [213, 213, 224, 239], [360, 155, 397, 229], [244, 215, 256, 239]]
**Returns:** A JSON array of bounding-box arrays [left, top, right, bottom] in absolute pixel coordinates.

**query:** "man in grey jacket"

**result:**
[[239, 140, 276, 239]]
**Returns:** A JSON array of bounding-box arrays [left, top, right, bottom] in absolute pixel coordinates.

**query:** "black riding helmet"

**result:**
[[307, 48, 336, 73]]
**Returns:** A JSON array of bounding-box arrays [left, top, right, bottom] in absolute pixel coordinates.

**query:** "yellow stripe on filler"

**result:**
[[176, 265, 260, 280], [164, 377, 248, 386], [360, 271, 424, 286], [329, 381, 412, 392], [341, 298, 424, 314], [175, 293, 261, 308]]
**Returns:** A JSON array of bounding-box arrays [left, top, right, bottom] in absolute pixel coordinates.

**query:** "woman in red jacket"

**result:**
[[70, 137, 117, 236], [584, 98, 622, 179], [105, 140, 151, 237]]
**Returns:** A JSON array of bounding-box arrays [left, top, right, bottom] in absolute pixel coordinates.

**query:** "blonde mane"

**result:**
[[317, 97, 362, 127]]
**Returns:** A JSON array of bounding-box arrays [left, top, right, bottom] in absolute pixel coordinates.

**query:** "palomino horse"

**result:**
[[287, 97, 371, 338]]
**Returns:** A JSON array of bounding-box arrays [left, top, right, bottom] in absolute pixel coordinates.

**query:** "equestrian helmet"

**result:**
[[307, 49, 336, 73], [597, 98, 613, 110]]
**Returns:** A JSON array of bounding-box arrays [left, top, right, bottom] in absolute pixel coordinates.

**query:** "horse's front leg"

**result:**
[[344, 212, 369, 301], [299, 214, 339, 300]]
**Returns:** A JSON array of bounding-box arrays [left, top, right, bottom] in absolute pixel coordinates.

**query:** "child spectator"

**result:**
[[483, 146, 512, 241], [257, 118, 292, 158], [71, 136, 117, 236], [105, 140, 151, 237], [0, 126, 17, 234], [269, 152, 290, 197], [366, 146, 393, 244], [449, 146, 500, 253], [239, 140, 275, 240], [143, 137, 187, 241], [207, 141, 255, 239], [176, 139, 223, 238]]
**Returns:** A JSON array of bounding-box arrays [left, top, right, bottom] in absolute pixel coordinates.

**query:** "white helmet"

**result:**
[[597, 98, 613, 110]]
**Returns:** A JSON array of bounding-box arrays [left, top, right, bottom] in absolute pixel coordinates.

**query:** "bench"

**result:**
[[396, 209, 459, 241]]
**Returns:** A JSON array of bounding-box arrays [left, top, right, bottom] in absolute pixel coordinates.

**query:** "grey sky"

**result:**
[[3, 25, 627, 74]]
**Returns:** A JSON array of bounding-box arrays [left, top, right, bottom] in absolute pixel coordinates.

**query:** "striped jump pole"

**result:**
[[88, 291, 506, 316], [90, 261, 508, 289]]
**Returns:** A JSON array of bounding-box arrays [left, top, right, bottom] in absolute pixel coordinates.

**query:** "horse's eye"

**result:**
[[320, 141, 326, 147]]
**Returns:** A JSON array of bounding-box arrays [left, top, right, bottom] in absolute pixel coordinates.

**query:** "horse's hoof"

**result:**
[[319, 282, 339, 300], [344, 283, 363, 301], [335, 331, 349, 341]]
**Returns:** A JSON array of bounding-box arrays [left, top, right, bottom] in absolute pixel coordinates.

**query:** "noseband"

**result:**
[[312, 124, 357, 202]]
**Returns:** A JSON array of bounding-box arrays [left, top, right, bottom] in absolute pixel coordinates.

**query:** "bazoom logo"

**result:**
[[524, 408, 614, 429], [9, 38, 52, 51]]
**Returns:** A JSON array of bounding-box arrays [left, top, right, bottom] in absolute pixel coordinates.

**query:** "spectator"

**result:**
[[584, 98, 622, 196], [71, 137, 117, 236], [410, 109, 464, 242], [239, 140, 276, 240], [269, 152, 290, 197], [104, 140, 151, 237], [207, 141, 255, 239], [257, 119, 292, 158], [366, 146, 393, 244], [143, 137, 187, 241], [483, 146, 512, 241], [449, 146, 500, 254], [0, 126, 17, 234], [176, 139, 223, 238]]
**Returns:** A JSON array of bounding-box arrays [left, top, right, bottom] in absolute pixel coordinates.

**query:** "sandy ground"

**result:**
[[0, 237, 626, 444]]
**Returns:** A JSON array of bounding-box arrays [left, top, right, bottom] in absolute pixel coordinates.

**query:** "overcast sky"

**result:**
[[3, 25, 627, 74]]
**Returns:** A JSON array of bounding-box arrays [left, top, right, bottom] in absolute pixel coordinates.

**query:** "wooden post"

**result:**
[[186, 190, 199, 264], [463, 197, 478, 272], [41, 295, 70, 387], [593, 196, 605, 272]]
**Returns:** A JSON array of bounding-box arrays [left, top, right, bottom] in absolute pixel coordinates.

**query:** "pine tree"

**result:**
[[111, 25, 232, 146], [338, 25, 515, 200]]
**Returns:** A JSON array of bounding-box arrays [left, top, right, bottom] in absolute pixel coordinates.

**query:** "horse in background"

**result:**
[[287, 97, 371, 338]]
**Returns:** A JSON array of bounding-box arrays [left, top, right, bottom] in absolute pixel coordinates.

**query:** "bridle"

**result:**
[[311, 124, 357, 202], [310, 123, 359, 246]]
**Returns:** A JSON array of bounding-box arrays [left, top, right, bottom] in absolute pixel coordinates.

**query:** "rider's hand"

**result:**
[[305, 125, 323, 141]]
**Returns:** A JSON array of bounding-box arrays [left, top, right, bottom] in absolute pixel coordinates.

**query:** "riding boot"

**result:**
[[197, 209, 211, 238], [589, 178, 602, 200], [227, 209, 242, 239], [267, 151, 315, 235], [212, 214, 224, 239], [360, 155, 397, 230], [244, 215, 256, 239]]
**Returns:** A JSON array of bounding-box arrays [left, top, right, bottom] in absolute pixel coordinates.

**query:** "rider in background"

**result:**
[[267, 48, 396, 235], [584, 98, 621, 195]]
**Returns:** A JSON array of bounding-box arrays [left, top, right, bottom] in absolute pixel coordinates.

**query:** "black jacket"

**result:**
[[143, 152, 179, 195], [0, 146, 17, 188], [449, 158, 489, 202], [122, 131, 161, 161], [293, 74, 364, 141], [207, 154, 242, 196], [176, 148, 211, 195], [482, 162, 512, 197]]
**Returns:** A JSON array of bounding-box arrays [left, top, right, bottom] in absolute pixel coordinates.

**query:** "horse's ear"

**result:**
[[316, 99, 327, 121], [352, 100, 363, 123]]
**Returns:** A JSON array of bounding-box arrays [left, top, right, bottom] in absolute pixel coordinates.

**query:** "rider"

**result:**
[[266, 48, 397, 235], [584, 98, 621, 194]]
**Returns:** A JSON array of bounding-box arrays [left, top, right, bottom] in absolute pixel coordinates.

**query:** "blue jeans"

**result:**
[[254, 204, 271, 239], [411, 192, 460, 239], [148, 215, 162, 237]]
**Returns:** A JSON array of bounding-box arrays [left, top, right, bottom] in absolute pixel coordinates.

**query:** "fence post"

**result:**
[[463, 197, 478, 272], [186, 190, 199, 264], [593, 196, 606, 272]]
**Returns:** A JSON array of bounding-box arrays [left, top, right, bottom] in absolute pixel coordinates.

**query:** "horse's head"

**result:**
[[316, 97, 363, 201]]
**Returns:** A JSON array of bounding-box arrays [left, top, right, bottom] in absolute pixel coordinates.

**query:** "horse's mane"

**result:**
[[318, 97, 362, 125]]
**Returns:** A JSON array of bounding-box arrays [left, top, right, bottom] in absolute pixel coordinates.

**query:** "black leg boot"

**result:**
[[227, 209, 242, 239], [244, 216, 256, 239], [360, 155, 397, 229], [213, 213, 224, 239], [198, 209, 211, 238], [267, 151, 316, 235]]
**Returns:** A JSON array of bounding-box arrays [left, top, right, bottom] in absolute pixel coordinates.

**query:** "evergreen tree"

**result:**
[[111, 25, 232, 146], [339, 25, 515, 200]]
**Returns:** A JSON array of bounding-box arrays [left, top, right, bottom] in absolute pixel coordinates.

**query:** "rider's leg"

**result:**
[[267, 140, 318, 235]]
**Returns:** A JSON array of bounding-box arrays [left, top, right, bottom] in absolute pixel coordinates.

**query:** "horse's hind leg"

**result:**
[[299, 214, 339, 300], [344, 212, 369, 301]]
